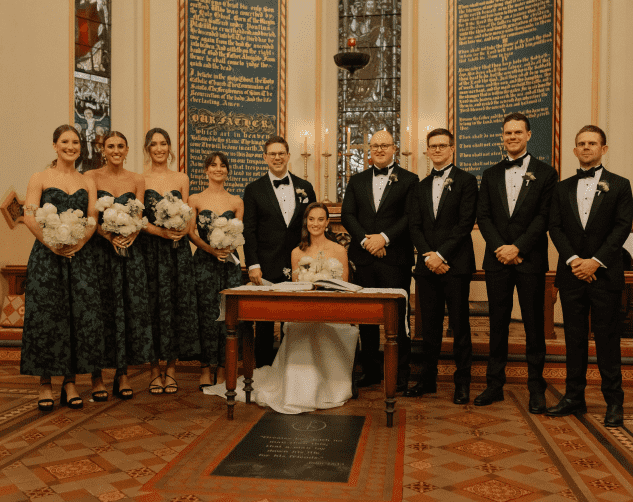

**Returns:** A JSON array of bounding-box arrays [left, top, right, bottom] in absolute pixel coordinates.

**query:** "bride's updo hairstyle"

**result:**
[[49, 124, 81, 169], [204, 151, 230, 174], [299, 202, 337, 251], [143, 127, 176, 165]]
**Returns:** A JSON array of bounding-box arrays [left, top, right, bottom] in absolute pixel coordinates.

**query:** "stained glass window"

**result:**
[[74, 0, 111, 172], [337, 0, 401, 201]]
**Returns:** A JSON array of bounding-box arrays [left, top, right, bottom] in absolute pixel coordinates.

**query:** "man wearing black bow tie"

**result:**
[[341, 130, 418, 391], [475, 113, 558, 413], [243, 136, 316, 367], [547, 125, 633, 427], [404, 129, 477, 404]]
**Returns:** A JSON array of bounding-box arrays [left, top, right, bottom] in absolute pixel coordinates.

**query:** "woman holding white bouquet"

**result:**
[[205, 202, 360, 414], [139, 128, 200, 395], [21, 124, 105, 411], [85, 131, 153, 401], [189, 152, 245, 389]]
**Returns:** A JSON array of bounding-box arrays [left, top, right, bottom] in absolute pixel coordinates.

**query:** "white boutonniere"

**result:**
[[522, 172, 536, 186], [443, 178, 453, 191], [295, 188, 308, 203], [283, 267, 292, 279], [596, 181, 609, 196], [388, 173, 398, 185]]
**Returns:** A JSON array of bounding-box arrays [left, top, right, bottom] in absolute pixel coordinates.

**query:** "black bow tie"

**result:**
[[432, 165, 451, 177], [577, 166, 602, 179], [504, 154, 528, 169], [273, 176, 290, 188], [374, 166, 390, 176]]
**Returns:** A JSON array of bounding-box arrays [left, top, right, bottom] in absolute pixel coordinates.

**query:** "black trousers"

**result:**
[[415, 273, 472, 387], [355, 260, 411, 385], [559, 285, 623, 406], [485, 268, 547, 394]]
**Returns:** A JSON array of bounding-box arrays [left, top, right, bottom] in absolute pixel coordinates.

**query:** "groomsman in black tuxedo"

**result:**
[[475, 112, 558, 413], [341, 130, 418, 392], [404, 129, 478, 404], [243, 136, 316, 367], [547, 125, 633, 427]]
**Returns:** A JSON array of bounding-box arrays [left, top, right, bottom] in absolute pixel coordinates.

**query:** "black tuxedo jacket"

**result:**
[[409, 166, 478, 276], [341, 163, 418, 268], [477, 155, 557, 273], [243, 172, 316, 281], [549, 169, 633, 291]]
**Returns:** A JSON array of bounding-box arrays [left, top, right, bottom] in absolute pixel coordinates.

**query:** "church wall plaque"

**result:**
[[178, 0, 286, 197], [448, 0, 562, 182]]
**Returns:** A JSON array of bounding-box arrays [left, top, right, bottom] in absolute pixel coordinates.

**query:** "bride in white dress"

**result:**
[[204, 202, 360, 414]]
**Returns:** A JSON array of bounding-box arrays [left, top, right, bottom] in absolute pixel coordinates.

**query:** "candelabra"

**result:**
[[322, 152, 332, 203], [400, 152, 412, 171], [301, 152, 311, 180]]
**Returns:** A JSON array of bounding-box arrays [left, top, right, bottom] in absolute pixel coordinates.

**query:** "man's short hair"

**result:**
[[575, 125, 607, 146], [263, 135, 289, 154], [427, 128, 454, 146], [503, 112, 531, 132]]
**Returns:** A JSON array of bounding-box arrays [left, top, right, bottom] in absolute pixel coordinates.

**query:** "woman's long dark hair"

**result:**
[[143, 127, 175, 165], [299, 202, 337, 251]]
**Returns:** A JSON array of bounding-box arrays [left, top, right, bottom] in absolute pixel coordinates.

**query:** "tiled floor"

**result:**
[[1, 345, 633, 501]]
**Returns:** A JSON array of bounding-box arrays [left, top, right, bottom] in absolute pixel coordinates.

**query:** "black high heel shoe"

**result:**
[[38, 382, 54, 412], [199, 364, 216, 391], [113, 376, 133, 400], [60, 380, 83, 409], [91, 374, 109, 402]]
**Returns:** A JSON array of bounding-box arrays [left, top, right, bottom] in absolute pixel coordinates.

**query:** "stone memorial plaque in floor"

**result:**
[[212, 411, 365, 482]]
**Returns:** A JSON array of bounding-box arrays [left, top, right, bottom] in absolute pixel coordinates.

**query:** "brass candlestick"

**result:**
[[344, 152, 353, 185], [322, 152, 332, 203], [401, 152, 412, 171], [301, 152, 311, 180]]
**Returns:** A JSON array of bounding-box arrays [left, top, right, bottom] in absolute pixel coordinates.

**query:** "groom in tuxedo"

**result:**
[[341, 130, 418, 391], [404, 128, 478, 404], [547, 125, 633, 427], [475, 112, 558, 414], [243, 135, 316, 367]]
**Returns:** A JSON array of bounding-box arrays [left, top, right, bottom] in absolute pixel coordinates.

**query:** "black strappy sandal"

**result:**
[[60, 379, 83, 409], [113, 376, 133, 400], [38, 381, 54, 412], [149, 374, 164, 395], [164, 374, 178, 394], [91, 374, 109, 402]]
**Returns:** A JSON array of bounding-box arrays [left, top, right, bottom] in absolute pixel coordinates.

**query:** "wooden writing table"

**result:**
[[221, 289, 402, 427]]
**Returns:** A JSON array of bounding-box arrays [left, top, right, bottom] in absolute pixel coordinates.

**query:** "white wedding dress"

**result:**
[[204, 258, 360, 414]]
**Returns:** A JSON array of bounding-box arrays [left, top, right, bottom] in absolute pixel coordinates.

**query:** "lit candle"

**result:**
[[324, 128, 329, 154], [303, 132, 308, 155], [346, 127, 351, 152]]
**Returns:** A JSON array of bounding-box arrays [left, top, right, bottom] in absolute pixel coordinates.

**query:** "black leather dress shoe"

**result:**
[[545, 397, 587, 417], [356, 375, 381, 388], [453, 385, 470, 405], [528, 393, 547, 414], [474, 387, 504, 406], [396, 383, 409, 393], [403, 382, 437, 398], [604, 404, 624, 427]]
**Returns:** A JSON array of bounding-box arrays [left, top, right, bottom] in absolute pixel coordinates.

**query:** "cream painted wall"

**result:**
[[1, 0, 633, 313]]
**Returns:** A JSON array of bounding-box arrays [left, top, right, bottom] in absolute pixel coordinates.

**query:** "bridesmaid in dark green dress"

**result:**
[[188, 152, 244, 389], [21, 124, 105, 411], [138, 128, 200, 394], [85, 131, 153, 401]]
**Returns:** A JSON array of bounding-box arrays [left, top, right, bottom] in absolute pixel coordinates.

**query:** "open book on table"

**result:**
[[270, 278, 363, 292]]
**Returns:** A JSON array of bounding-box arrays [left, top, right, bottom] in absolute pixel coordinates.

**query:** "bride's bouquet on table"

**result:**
[[153, 193, 193, 248], [198, 213, 245, 265], [95, 196, 148, 257], [34, 203, 96, 258], [282, 251, 362, 292]]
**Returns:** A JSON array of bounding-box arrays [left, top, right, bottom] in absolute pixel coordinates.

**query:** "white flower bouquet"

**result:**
[[95, 196, 148, 257], [34, 203, 96, 251], [291, 251, 344, 282], [198, 213, 245, 264], [153, 192, 193, 248]]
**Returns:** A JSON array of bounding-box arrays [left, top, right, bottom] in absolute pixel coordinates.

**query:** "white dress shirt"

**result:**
[[505, 154, 530, 216], [566, 166, 606, 268], [363, 161, 394, 248], [425, 164, 452, 264]]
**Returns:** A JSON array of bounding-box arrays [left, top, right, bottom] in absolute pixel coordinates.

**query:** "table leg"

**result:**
[[243, 323, 255, 403], [383, 300, 398, 428], [224, 297, 238, 420]]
